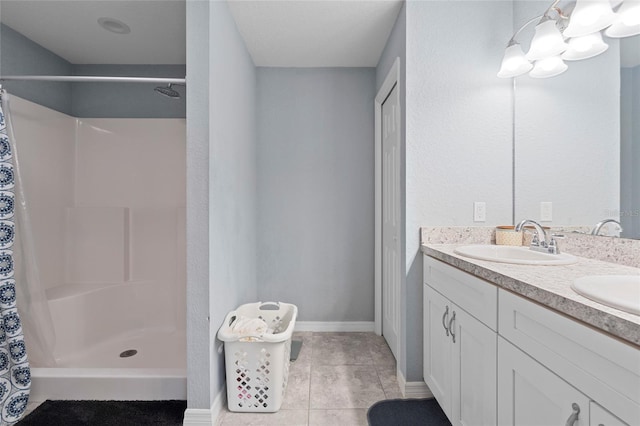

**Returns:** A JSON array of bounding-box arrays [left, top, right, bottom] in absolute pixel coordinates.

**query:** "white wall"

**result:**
[[7, 96, 75, 291], [74, 119, 186, 329], [256, 67, 375, 321], [8, 95, 187, 360], [513, 1, 620, 227], [404, 0, 513, 381], [186, 0, 259, 410]]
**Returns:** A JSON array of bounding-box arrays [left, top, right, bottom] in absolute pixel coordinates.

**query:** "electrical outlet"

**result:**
[[540, 202, 553, 221], [474, 202, 486, 222]]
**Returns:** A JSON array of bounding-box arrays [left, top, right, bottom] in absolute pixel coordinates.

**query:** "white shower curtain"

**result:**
[[0, 90, 57, 423]]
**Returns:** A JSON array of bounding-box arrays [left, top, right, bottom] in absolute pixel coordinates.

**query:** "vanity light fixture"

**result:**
[[498, 0, 638, 79], [530, 55, 569, 77], [605, 0, 640, 37], [497, 41, 534, 78], [563, 0, 617, 37], [526, 17, 569, 60], [562, 31, 609, 60]]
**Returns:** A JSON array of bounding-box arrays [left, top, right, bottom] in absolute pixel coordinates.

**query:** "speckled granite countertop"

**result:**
[[421, 244, 640, 348]]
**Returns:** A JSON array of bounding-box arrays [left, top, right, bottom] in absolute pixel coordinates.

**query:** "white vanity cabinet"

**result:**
[[498, 336, 629, 426], [423, 256, 498, 426], [590, 402, 630, 426], [498, 289, 638, 426], [423, 254, 640, 426], [497, 336, 591, 426]]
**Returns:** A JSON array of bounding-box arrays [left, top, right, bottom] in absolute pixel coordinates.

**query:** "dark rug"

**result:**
[[17, 400, 187, 426], [367, 398, 451, 426]]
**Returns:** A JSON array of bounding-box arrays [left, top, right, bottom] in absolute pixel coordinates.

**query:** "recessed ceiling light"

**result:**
[[98, 17, 131, 34]]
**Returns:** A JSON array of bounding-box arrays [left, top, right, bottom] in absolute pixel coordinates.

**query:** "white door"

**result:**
[[497, 337, 589, 426], [382, 83, 400, 360]]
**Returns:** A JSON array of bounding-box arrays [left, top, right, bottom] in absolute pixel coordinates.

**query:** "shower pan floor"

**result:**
[[53, 328, 186, 369]]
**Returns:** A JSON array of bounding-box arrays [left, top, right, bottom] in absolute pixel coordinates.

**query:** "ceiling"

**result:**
[[0, 1, 187, 64], [1, 0, 632, 68], [228, 0, 403, 67], [0, 0, 403, 67]]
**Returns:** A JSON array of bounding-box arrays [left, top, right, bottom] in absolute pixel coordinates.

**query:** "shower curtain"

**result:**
[[0, 89, 56, 424]]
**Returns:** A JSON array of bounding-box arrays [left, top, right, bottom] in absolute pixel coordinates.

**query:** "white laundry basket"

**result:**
[[217, 301, 298, 412]]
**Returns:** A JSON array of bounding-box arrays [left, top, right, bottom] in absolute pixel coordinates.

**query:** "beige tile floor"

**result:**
[[217, 331, 402, 426]]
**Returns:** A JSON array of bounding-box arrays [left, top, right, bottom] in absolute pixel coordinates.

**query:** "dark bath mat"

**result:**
[[367, 398, 451, 426], [17, 400, 187, 426]]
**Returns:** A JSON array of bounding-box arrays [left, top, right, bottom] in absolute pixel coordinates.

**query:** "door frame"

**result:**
[[374, 57, 401, 361]]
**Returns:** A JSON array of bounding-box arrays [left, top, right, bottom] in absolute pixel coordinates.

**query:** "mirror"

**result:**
[[619, 36, 640, 239], [513, 1, 639, 240]]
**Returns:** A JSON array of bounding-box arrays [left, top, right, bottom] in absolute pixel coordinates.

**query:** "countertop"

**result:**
[[421, 244, 640, 347]]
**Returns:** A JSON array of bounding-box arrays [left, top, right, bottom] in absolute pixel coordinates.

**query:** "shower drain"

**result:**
[[119, 349, 138, 358]]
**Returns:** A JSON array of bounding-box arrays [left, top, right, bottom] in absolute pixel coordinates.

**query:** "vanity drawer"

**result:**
[[498, 289, 640, 425], [424, 255, 497, 331]]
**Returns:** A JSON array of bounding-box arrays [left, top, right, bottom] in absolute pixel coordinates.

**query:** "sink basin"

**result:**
[[453, 245, 578, 265], [571, 275, 640, 315]]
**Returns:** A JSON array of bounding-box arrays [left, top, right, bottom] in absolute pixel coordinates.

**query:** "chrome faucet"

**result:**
[[515, 219, 563, 254], [591, 219, 622, 236]]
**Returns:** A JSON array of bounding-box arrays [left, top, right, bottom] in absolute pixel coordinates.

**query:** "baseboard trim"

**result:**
[[397, 369, 434, 399], [294, 321, 375, 332], [183, 408, 212, 426], [183, 385, 226, 426]]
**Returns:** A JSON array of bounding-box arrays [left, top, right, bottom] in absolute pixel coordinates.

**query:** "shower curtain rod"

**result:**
[[0, 75, 186, 84]]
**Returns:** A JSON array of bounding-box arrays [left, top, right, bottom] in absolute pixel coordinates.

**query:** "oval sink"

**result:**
[[453, 245, 578, 265], [571, 275, 640, 315]]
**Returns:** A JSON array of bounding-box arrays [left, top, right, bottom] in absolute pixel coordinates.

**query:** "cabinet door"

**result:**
[[590, 402, 630, 426], [424, 285, 453, 418], [450, 305, 497, 426], [498, 337, 590, 426]]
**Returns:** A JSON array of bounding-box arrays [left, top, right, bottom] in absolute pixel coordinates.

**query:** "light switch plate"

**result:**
[[474, 202, 486, 222]]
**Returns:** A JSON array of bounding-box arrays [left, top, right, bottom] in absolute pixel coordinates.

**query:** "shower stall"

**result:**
[[2, 83, 186, 401]]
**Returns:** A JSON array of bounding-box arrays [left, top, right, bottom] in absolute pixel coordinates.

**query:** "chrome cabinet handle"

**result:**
[[448, 311, 456, 343], [565, 403, 580, 426], [441, 305, 450, 336]]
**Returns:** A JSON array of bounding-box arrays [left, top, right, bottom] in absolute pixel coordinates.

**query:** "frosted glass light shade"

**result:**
[[498, 43, 533, 78], [563, 0, 617, 37], [526, 19, 569, 60], [562, 32, 609, 60], [529, 56, 569, 78], [605, 0, 640, 37]]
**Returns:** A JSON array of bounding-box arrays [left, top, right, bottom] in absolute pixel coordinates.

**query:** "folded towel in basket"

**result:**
[[230, 316, 272, 338]]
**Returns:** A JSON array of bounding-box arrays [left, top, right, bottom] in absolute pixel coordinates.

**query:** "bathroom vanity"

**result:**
[[422, 245, 640, 426]]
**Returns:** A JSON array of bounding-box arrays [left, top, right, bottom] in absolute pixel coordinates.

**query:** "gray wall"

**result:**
[[403, 0, 513, 382], [186, 0, 211, 410], [71, 64, 185, 118], [186, 0, 258, 409], [256, 67, 375, 322], [208, 0, 258, 403], [375, 2, 406, 374], [0, 23, 72, 114], [621, 66, 640, 239], [0, 23, 185, 118]]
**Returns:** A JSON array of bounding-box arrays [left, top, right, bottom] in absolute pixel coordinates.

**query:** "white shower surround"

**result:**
[[8, 95, 186, 400]]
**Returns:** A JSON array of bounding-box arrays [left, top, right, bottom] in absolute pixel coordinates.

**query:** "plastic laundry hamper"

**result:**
[[217, 301, 298, 413]]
